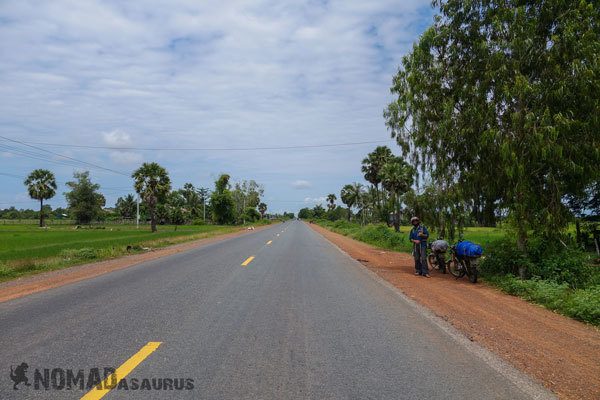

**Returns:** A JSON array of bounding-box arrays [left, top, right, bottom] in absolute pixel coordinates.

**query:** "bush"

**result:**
[[486, 275, 600, 326], [567, 285, 600, 325], [481, 236, 593, 288]]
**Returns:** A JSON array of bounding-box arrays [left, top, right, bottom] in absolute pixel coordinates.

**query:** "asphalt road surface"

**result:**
[[0, 221, 551, 399]]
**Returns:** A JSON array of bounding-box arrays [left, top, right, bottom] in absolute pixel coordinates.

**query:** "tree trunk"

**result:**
[[516, 220, 528, 279], [150, 207, 157, 232], [39, 199, 44, 227], [575, 220, 581, 245], [393, 194, 400, 232], [483, 198, 496, 227]]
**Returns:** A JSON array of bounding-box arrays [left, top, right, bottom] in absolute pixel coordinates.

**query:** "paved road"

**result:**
[[0, 221, 547, 399]]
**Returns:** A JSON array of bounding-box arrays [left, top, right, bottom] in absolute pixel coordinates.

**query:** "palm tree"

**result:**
[[361, 146, 393, 219], [132, 162, 171, 232], [340, 183, 363, 222], [258, 202, 267, 219], [380, 157, 415, 232], [24, 169, 57, 227], [116, 194, 137, 220], [326, 193, 337, 211]]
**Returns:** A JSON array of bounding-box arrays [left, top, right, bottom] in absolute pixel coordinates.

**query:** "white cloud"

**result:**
[[102, 129, 133, 147], [292, 180, 312, 189], [0, 0, 434, 212]]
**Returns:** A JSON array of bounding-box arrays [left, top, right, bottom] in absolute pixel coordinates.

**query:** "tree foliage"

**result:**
[[380, 157, 415, 231], [132, 162, 171, 232], [211, 174, 235, 225], [24, 169, 57, 227], [65, 171, 106, 224], [115, 194, 137, 220], [385, 0, 600, 253]]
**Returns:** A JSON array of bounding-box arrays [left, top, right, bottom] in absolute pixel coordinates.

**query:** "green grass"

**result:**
[[316, 219, 504, 253], [485, 275, 600, 326], [0, 223, 242, 282]]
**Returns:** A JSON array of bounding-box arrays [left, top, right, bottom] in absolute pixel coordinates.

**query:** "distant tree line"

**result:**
[[10, 163, 290, 232]]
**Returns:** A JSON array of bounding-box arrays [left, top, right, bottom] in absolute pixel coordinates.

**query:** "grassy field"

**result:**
[[0, 223, 242, 282]]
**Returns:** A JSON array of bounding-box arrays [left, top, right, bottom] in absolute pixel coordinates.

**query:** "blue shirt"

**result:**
[[409, 224, 429, 247]]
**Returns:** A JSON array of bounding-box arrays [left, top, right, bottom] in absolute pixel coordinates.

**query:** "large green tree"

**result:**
[[132, 162, 171, 232], [24, 169, 57, 227], [385, 0, 600, 265], [211, 174, 235, 225], [65, 171, 106, 224]]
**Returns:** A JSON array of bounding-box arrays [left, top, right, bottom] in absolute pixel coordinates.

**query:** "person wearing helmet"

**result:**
[[409, 216, 430, 277]]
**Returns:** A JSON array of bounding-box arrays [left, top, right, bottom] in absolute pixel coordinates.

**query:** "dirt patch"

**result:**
[[0, 226, 270, 303], [310, 223, 600, 400]]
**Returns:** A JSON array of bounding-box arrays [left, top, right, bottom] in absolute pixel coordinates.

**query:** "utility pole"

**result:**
[[136, 194, 140, 229]]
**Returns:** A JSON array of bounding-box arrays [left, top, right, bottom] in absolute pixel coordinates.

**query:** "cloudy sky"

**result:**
[[0, 0, 434, 213]]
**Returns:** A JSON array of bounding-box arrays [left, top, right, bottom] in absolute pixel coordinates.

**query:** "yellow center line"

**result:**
[[80, 341, 162, 400], [266, 240, 273, 245], [241, 256, 255, 266]]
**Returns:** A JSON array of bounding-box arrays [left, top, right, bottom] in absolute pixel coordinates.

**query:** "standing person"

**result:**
[[409, 216, 430, 277]]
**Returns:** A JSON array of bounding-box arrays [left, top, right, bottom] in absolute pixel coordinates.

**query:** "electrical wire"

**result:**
[[0, 135, 129, 176], [20, 139, 393, 151]]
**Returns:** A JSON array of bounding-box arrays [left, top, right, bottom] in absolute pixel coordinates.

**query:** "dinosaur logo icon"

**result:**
[[10, 362, 31, 390]]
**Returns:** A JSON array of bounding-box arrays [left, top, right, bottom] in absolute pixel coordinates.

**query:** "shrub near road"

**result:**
[[0, 223, 239, 282]]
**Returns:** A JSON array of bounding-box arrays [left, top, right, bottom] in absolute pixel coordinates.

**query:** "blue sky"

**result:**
[[0, 0, 434, 214]]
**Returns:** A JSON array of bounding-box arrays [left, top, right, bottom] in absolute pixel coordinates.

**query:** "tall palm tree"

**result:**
[[115, 194, 137, 220], [340, 183, 363, 222], [326, 193, 337, 211], [132, 162, 171, 232], [361, 146, 393, 219], [381, 157, 415, 232], [24, 169, 57, 227]]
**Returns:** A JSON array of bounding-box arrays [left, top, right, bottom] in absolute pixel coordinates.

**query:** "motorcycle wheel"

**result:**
[[447, 259, 462, 277], [427, 254, 437, 271]]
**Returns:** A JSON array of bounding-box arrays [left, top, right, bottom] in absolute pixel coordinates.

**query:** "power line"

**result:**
[[0, 171, 131, 189], [0, 135, 129, 176], [20, 139, 393, 151]]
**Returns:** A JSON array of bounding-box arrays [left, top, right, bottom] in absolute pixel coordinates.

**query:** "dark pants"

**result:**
[[413, 244, 428, 275], [434, 250, 447, 273]]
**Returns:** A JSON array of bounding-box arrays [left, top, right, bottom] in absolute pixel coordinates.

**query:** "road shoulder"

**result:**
[[308, 222, 600, 400]]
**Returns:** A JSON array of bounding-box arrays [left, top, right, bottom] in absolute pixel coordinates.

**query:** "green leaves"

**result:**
[[24, 169, 57, 202], [385, 0, 600, 243], [132, 162, 171, 232]]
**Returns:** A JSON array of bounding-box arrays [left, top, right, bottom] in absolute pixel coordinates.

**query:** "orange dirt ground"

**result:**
[[310, 223, 600, 400]]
